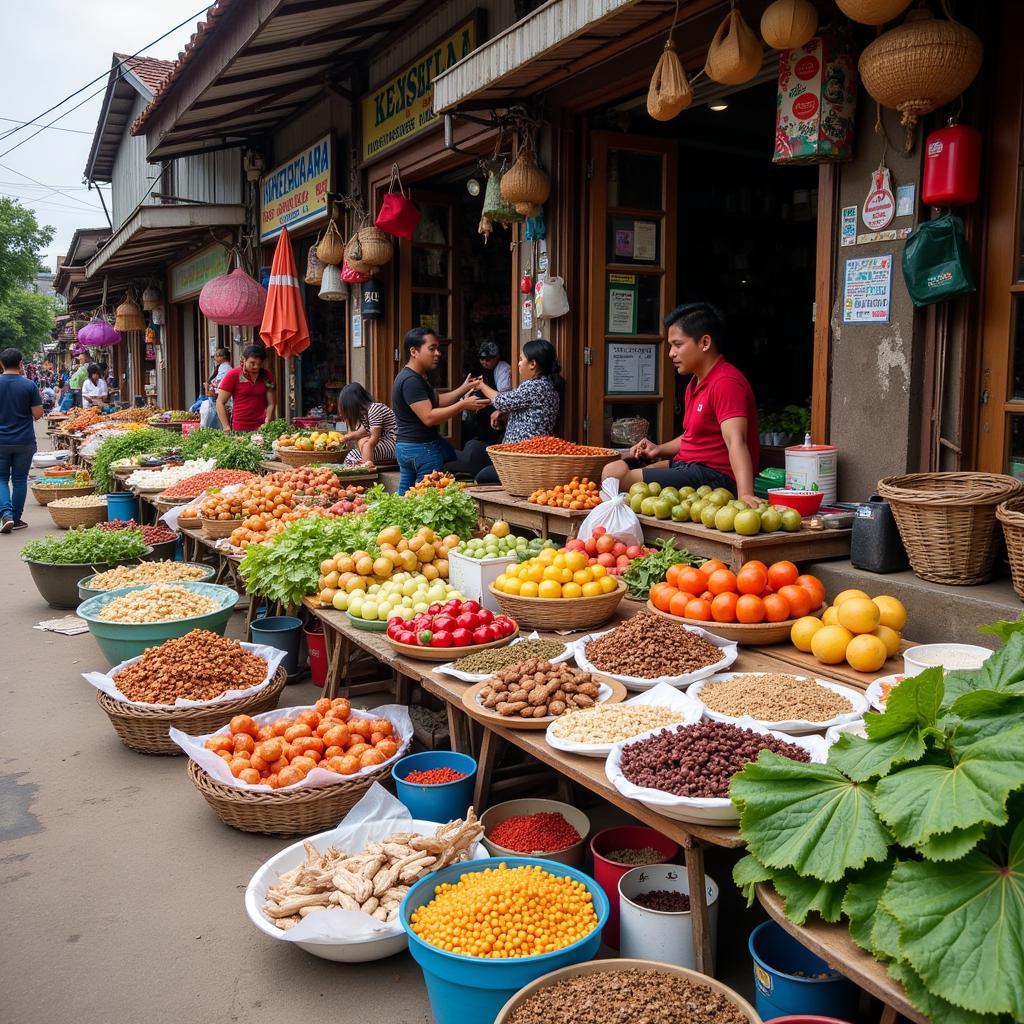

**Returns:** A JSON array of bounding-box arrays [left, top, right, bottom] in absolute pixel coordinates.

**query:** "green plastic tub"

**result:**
[[77, 562, 216, 603], [76, 581, 239, 665]]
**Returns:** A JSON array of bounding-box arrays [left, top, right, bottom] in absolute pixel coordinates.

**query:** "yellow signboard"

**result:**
[[362, 17, 479, 163], [169, 243, 229, 301], [260, 134, 332, 242]]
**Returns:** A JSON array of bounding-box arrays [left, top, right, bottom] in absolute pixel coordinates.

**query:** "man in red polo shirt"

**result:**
[[216, 344, 276, 432], [602, 303, 759, 506]]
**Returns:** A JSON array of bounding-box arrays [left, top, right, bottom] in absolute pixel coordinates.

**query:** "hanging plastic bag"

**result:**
[[576, 478, 645, 547], [535, 274, 570, 319], [375, 163, 421, 239], [901, 213, 976, 307]]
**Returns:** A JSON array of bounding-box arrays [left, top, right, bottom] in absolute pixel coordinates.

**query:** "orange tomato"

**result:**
[[376, 738, 399, 759], [740, 559, 769, 576], [283, 723, 312, 742], [700, 590, 713, 603], [265, 773, 279, 789], [229, 715, 259, 738], [322, 724, 350, 747], [232, 733, 255, 755], [736, 565, 768, 596], [217, 750, 234, 762], [685, 598, 713, 621], [297, 710, 321, 729], [331, 698, 352, 719], [250, 753, 268, 772], [228, 757, 250, 778], [205, 735, 233, 754], [314, 697, 332, 715], [289, 756, 317, 775], [271, 718, 291, 737], [255, 737, 283, 763], [351, 718, 374, 739], [360, 749, 386, 767], [707, 568, 738, 595], [347, 742, 371, 759], [763, 593, 791, 622], [678, 567, 708, 596], [315, 719, 334, 738], [736, 594, 766, 624], [650, 582, 675, 612], [369, 719, 393, 737], [256, 725, 275, 741], [304, 749, 321, 764], [767, 560, 799, 590], [699, 559, 727, 577], [269, 757, 289, 774], [796, 574, 826, 610], [665, 564, 683, 588], [277, 766, 303, 787], [292, 736, 324, 755], [711, 591, 739, 622], [324, 745, 344, 759], [238, 768, 261, 785], [778, 584, 813, 619], [668, 590, 690, 618], [337, 755, 360, 775], [324, 756, 348, 773]]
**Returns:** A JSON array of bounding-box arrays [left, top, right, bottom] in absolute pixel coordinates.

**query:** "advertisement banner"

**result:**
[[169, 243, 229, 301], [260, 135, 332, 242]]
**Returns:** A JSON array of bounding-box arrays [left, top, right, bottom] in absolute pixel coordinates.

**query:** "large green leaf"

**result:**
[[871, 902, 903, 961], [827, 727, 927, 782], [888, 959, 1009, 1024], [731, 753, 892, 882], [914, 824, 986, 861], [976, 612, 1024, 646], [733, 853, 773, 906], [842, 861, 893, 951], [732, 856, 846, 924], [943, 633, 1024, 704], [866, 667, 944, 740], [872, 725, 1024, 848], [950, 690, 1024, 745], [882, 823, 1024, 1019]]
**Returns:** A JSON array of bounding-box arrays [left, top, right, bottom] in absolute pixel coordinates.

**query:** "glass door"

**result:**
[[586, 132, 677, 448]]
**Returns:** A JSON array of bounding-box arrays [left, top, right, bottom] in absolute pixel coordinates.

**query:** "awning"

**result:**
[[85, 203, 245, 279]]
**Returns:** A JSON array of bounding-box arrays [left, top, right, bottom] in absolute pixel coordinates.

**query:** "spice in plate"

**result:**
[[699, 672, 853, 721], [631, 889, 691, 912], [619, 721, 811, 798], [409, 863, 598, 957], [549, 704, 688, 745], [488, 811, 581, 853], [603, 846, 666, 866], [584, 614, 723, 678], [404, 767, 468, 785], [451, 638, 566, 673], [505, 968, 751, 1024]]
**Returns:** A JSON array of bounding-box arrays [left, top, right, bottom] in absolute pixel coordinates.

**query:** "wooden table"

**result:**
[[754, 641, 909, 691], [756, 883, 927, 1024], [260, 459, 378, 485], [465, 485, 591, 539]]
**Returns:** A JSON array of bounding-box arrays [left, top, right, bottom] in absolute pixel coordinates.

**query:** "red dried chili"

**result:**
[[404, 767, 468, 785], [487, 812, 581, 853]]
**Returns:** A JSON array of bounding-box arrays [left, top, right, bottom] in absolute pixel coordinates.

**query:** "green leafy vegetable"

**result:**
[[977, 612, 1024, 645], [841, 860, 893, 951], [622, 538, 698, 599], [827, 728, 928, 782], [864, 666, 944, 739], [256, 418, 291, 445], [179, 430, 266, 473], [92, 429, 176, 492], [362, 483, 478, 540], [21, 526, 148, 565]]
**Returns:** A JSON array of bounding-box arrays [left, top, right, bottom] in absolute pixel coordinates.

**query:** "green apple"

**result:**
[[734, 509, 761, 536], [760, 508, 783, 533], [640, 496, 659, 516], [647, 481, 662, 496], [701, 505, 718, 528], [696, 485, 713, 497], [781, 508, 803, 532], [653, 497, 674, 520], [714, 505, 737, 531], [332, 591, 350, 611], [711, 487, 735, 505], [679, 486, 696, 500], [628, 481, 650, 498], [690, 499, 707, 523], [659, 486, 681, 506], [671, 501, 691, 522], [630, 494, 646, 514]]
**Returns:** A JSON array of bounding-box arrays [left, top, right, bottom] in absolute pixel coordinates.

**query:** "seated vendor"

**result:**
[[602, 303, 759, 506]]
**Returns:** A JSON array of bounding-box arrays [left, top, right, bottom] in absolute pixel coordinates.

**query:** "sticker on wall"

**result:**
[[843, 254, 893, 324], [521, 299, 534, 331], [896, 183, 916, 218], [538, 240, 549, 274], [351, 311, 363, 349], [840, 205, 857, 247], [862, 164, 895, 231]]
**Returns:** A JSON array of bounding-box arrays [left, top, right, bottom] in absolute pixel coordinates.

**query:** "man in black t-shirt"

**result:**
[[391, 328, 488, 494]]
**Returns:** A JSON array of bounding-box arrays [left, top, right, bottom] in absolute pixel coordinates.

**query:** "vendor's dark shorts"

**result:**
[[642, 460, 735, 492]]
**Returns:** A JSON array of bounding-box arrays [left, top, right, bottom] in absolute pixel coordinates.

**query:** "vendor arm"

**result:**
[[720, 417, 757, 507], [437, 373, 483, 408], [264, 384, 276, 425], [216, 389, 232, 430], [409, 392, 488, 427], [632, 434, 683, 461]]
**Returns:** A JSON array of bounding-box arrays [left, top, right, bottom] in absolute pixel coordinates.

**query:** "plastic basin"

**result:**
[[76, 581, 239, 665], [767, 488, 823, 516], [106, 492, 139, 521], [250, 615, 303, 675], [393, 751, 477, 822], [77, 562, 215, 603], [142, 538, 179, 562], [23, 547, 152, 608], [400, 857, 609, 1024], [480, 799, 590, 868]]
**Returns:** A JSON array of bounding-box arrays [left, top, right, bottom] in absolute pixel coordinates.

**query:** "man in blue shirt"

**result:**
[[0, 348, 44, 532]]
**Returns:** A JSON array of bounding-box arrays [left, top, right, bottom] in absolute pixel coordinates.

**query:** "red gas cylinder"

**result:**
[[922, 122, 982, 206]]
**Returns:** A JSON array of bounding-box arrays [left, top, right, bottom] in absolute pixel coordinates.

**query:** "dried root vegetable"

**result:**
[[262, 810, 484, 928]]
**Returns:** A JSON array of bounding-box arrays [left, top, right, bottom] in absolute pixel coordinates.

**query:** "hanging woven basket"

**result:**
[[305, 241, 325, 286], [140, 284, 163, 311], [114, 296, 146, 332], [836, 0, 912, 26], [647, 40, 692, 120], [77, 318, 120, 347], [705, 8, 763, 86], [482, 171, 523, 224], [500, 149, 550, 217], [356, 225, 393, 268], [316, 220, 346, 266], [199, 268, 268, 327], [343, 232, 376, 276], [760, 0, 818, 50], [318, 263, 348, 301], [859, 8, 983, 139]]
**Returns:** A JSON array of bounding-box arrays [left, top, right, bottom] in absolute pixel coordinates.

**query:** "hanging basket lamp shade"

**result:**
[[199, 268, 268, 327], [77, 318, 121, 348], [114, 295, 146, 332], [648, 39, 693, 120], [760, 0, 818, 50], [836, 0, 912, 26], [500, 148, 551, 217], [140, 283, 163, 311], [859, 8, 983, 141], [318, 263, 348, 301]]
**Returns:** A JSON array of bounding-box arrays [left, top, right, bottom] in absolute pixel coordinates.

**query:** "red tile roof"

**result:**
[[113, 53, 176, 95]]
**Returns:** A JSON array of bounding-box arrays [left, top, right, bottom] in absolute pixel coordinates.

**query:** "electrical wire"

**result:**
[[0, 117, 91, 136], [0, 83, 110, 160], [0, 162, 105, 211]]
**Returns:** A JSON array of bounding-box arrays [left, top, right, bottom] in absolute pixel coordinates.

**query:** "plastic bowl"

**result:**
[[245, 819, 487, 963], [393, 751, 477, 822], [76, 581, 239, 665], [77, 561, 216, 603], [480, 799, 590, 867], [903, 643, 993, 677], [401, 857, 609, 1024], [23, 547, 152, 608], [768, 488, 824, 516]]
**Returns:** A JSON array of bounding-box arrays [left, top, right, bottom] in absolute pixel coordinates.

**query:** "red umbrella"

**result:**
[[260, 226, 310, 357]]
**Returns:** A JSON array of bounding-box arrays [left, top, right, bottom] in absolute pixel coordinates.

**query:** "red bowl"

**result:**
[[767, 488, 824, 516]]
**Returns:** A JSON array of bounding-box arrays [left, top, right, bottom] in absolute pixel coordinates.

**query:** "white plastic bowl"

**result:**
[[903, 643, 992, 677], [244, 820, 486, 962]]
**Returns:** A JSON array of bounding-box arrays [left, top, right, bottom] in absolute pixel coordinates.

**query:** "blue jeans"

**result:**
[[0, 444, 35, 520], [396, 440, 448, 495]]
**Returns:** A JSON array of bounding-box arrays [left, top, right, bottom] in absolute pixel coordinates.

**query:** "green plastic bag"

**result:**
[[901, 213, 975, 307]]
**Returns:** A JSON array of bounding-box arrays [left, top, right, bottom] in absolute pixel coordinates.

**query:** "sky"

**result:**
[[0, 0, 209, 274]]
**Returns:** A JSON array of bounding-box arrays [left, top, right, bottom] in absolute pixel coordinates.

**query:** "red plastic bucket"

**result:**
[[590, 825, 679, 948], [304, 623, 328, 688]]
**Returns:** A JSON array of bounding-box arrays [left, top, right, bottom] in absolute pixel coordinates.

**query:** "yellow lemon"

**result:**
[[581, 580, 603, 598], [872, 595, 907, 631], [598, 574, 617, 594], [553, 553, 566, 569], [494, 574, 509, 590], [822, 605, 840, 626], [833, 588, 870, 606], [872, 624, 901, 658], [790, 616, 824, 653], [542, 565, 562, 581], [837, 597, 881, 635], [538, 579, 562, 599], [846, 633, 887, 673], [565, 550, 588, 572], [573, 568, 594, 585], [527, 564, 544, 583], [590, 563, 607, 579], [811, 624, 854, 664], [519, 580, 540, 598], [537, 548, 556, 564], [503, 576, 522, 596], [561, 582, 582, 599]]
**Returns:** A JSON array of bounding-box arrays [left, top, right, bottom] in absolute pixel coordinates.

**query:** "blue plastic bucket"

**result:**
[[749, 921, 857, 1021], [393, 751, 477, 822], [401, 857, 609, 1024], [249, 615, 303, 675], [106, 492, 138, 522]]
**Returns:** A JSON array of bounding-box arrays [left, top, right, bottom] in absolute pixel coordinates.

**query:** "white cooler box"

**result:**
[[447, 549, 517, 612]]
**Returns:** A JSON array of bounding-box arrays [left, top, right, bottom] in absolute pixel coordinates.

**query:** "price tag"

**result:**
[[521, 299, 533, 330], [863, 164, 895, 231]]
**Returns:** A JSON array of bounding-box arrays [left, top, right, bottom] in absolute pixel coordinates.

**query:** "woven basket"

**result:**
[[201, 517, 239, 538], [316, 220, 345, 266], [48, 498, 109, 529], [877, 473, 1024, 585], [836, 0, 911, 25], [179, 514, 203, 531], [343, 234, 376, 276], [95, 666, 288, 755], [996, 497, 1024, 600], [154, 493, 193, 514], [356, 226, 393, 267], [31, 482, 96, 506], [486, 446, 619, 498], [186, 757, 391, 835], [274, 446, 347, 466], [488, 578, 627, 631]]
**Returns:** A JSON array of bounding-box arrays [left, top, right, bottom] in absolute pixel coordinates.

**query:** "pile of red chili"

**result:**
[[491, 436, 613, 457], [488, 812, 581, 853], [404, 767, 467, 785]]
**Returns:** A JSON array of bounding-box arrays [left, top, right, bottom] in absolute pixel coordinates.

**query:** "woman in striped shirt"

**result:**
[[339, 383, 397, 467]]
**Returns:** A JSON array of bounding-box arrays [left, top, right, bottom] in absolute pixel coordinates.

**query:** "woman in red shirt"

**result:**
[[216, 345, 275, 432], [602, 304, 760, 507]]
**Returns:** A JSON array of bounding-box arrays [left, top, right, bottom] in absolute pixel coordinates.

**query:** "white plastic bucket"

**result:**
[[785, 444, 838, 506], [447, 549, 516, 612], [618, 863, 719, 971]]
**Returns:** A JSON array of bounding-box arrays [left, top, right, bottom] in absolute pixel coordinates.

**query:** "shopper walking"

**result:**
[[216, 345, 275, 432], [0, 348, 44, 533]]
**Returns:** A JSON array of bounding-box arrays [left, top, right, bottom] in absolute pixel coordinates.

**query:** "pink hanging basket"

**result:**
[[199, 268, 268, 327], [76, 318, 121, 347]]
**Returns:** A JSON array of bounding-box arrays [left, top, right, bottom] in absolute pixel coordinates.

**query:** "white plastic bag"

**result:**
[[576, 478, 644, 546], [535, 274, 569, 319]]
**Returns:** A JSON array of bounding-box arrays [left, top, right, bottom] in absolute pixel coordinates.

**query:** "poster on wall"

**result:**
[[843, 254, 893, 323], [351, 311, 363, 349], [607, 343, 658, 394], [607, 274, 638, 334], [259, 134, 332, 242]]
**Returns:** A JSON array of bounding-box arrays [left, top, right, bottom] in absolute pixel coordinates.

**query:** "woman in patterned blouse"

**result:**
[[339, 383, 398, 467]]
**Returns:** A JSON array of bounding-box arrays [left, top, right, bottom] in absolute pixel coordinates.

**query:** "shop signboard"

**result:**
[[361, 15, 480, 163], [843, 254, 892, 323], [259, 135, 332, 242], [169, 243, 229, 301]]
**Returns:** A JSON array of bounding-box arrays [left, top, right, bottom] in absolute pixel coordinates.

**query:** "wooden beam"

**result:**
[[811, 163, 837, 445], [242, 18, 406, 56], [217, 52, 349, 84]]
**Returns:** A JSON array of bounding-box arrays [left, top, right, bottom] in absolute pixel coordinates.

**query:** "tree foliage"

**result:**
[[0, 198, 54, 303], [0, 289, 55, 359]]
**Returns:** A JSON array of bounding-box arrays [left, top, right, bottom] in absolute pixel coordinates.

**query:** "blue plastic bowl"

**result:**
[[77, 581, 239, 666], [393, 751, 477, 822], [401, 857, 609, 1024]]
